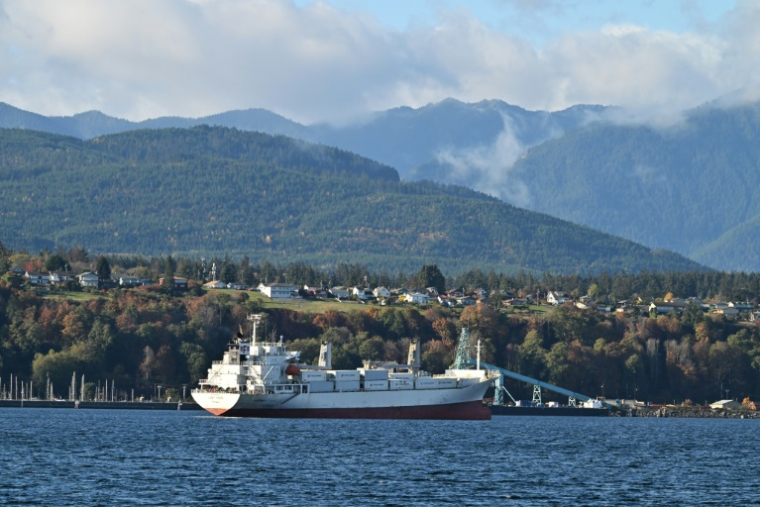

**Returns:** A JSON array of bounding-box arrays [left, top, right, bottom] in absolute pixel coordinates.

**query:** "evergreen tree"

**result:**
[[416, 264, 446, 293], [164, 255, 176, 291], [95, 256, 111, 282]]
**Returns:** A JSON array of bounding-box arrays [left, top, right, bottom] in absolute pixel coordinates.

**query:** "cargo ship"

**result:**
[[192, 314, 493, 420]]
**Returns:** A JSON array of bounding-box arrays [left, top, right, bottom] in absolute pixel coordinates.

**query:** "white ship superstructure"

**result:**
[[192, 315, 492, 420]]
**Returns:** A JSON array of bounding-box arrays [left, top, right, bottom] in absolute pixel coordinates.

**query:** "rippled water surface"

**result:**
[[1, 409, 759, 506]]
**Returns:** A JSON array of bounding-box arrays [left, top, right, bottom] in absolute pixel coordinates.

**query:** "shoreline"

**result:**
[[627, 407, 760, 419], [0, 399, 203, 411]]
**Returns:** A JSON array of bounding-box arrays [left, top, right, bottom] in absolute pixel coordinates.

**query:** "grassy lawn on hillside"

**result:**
[[44, 290, 103, 301]]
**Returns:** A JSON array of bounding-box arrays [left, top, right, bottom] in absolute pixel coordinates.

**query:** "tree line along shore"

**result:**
[[2, 242, 760, 408]]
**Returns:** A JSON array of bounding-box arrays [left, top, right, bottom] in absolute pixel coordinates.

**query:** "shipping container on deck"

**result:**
[[359, 369, 389, 381], [389, 379, 414, 390], [363, 380, 389, 391], [389, 372, 414, 381], [329, 370, 361, 381], [301, 371, 327, 382], [415, 377, 458, 389], [335, 380, 361, 392]]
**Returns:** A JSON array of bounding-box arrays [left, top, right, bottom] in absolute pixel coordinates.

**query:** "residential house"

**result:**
[[438, 295, 454, 307], [373, 286, 391, 298], [304, 286, 329, 298], [259, 283, 297, 299], [546, 291, 570, 306], [714, 307, 740, 318], [24, 271, 49, 285], [472, 288, 488, 298], [729, 302, 754, 313], [329, 286, 351, 299], [159, 277, 188, 291], [421, 287, 438, 297], [405, 292, 430, 305], [352, 286, 374, 300], [648, 301, 686, 314], [78, 272, 99, 288], [48, 272, 70, 285], [455, 295, 476, 306], [119, 275, 142, 287], [203, 280, 227, 289], [445, 288, 465, 298], [503, 298, 528, 307]]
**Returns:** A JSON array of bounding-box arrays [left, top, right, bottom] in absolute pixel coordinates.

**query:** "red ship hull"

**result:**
[[206, 400, 491, 420]]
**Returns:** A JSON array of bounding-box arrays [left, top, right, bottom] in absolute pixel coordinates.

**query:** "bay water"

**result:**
[[1, 409, 758, 506]]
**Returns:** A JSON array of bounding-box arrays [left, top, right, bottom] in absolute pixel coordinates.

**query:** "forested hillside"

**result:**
[[0, 127, 703, 274], [0, 99, 604, 175], [507, 100, 760, 271]]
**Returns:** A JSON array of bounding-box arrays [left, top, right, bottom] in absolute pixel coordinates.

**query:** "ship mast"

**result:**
[[247, 313, 261, 347]]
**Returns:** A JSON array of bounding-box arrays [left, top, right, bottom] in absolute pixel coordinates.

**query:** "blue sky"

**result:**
[[0, 0, 756, 123], [297, 0, 736, 42]]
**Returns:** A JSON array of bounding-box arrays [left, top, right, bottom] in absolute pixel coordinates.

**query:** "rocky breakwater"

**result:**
[[628, 407, 760, 419]]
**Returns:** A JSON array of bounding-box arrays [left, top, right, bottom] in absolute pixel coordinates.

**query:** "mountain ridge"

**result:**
[[0, 126, 703, 275]]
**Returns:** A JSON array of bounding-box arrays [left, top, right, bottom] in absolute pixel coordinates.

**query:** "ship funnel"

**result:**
[[318, 341, 332, 368], [407, 338, 421, 373]]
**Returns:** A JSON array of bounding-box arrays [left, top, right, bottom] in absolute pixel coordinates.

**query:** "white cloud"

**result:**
[[436, 115, 532, 207], [0, 0, 758, 123]]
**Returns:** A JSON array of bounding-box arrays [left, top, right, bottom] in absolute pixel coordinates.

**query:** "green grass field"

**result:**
[[44, 290, 104, 301]]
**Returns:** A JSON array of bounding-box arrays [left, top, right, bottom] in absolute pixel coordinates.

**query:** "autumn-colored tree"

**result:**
[[459, 304, 499, 340], [432, 318, 457, 347]]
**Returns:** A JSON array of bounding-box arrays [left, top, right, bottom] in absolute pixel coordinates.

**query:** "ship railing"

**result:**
[[247, 383, 304, 395]]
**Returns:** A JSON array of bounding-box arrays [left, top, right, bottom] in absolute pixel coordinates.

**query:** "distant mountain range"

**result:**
[[0, 99, 605, 174], [506, 100, 760, 272], [0, 126, 703, 275], [3, 97, 758, 271]]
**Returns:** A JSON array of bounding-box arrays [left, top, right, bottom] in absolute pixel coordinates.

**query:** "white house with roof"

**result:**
[[204, 280, 227, 289], [405, 292, 430, 305], [119, 275, 142, 287], [48, 272, 70, 285], [472, 288, 488, 298], [259, 283, 297, 298], [547, 291, 569, 306], [352, 286, 374, 300], [24, 271, 49, 285], [649, 301, 686, 314], [78, 272, 99, 287], [373, 286, 391, 298], [329, 286, 351, 299]]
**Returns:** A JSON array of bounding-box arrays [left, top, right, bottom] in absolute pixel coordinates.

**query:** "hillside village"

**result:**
[[15, 265, 760, 323]]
